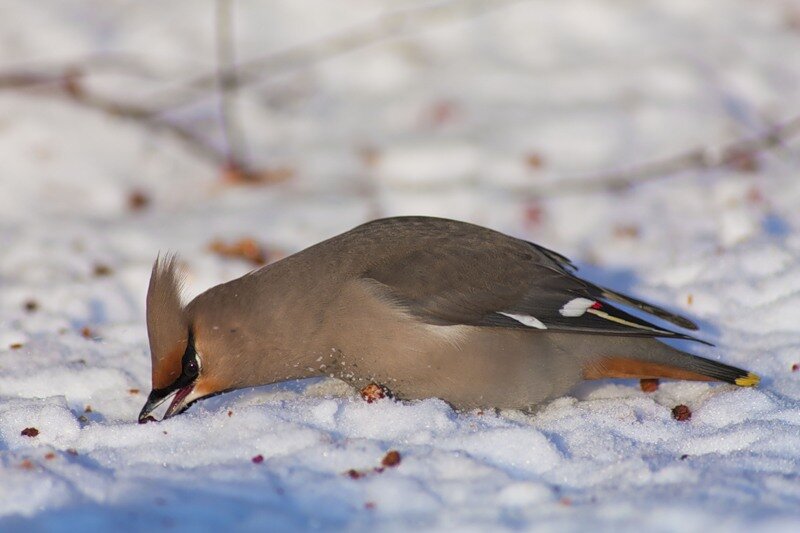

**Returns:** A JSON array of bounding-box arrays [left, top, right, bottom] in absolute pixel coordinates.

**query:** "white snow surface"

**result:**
[[3, 0, 800, 531]]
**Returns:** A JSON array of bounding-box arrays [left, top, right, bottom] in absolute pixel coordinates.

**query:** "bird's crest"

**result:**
[[146, 254, 189, 389]]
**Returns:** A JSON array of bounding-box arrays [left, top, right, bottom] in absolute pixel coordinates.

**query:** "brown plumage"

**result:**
[[139, 217, 759, 421], [146, 255, 188, 389]]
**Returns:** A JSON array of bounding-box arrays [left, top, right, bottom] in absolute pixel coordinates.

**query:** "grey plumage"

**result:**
[[139, 217, 758, 420]]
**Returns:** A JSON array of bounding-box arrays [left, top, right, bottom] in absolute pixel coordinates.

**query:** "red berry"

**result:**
[[381, 450, 401, 468], [672, 405, 692, 421], [21, 427, 39, 437]]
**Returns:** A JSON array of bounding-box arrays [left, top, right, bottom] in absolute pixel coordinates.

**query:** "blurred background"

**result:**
[[3, 0, 800, 385], [4, 0, 800, 350], [2, 0, 799, 324]]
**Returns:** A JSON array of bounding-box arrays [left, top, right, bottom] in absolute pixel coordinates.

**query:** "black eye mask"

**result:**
[[180, 331, 200, 380], [138, 330, 200, 421]]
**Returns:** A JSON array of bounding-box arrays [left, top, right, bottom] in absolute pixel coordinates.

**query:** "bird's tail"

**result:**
[[583, 339, 760, 387]]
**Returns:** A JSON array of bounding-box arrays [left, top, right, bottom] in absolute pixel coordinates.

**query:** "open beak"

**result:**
[[138, 383, 198, 422]]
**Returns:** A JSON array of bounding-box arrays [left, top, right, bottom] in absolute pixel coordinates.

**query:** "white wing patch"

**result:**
[[559, 297, 596, 317], [560, 297, 664, 333], [500, 312, 548, 330]]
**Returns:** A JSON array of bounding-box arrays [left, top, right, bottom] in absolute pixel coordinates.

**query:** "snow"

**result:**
[[2, 0, 800, 530]]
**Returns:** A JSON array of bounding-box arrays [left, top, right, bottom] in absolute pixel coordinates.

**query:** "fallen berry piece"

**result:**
[[722, 146, 760, 173], [613, 224, 640, 239], [138, 416, 157, 424], [672, 404, 692, 421], [524, 152, 545, 170], [346, 469, 363, 480], [9, 343, 23, 350], [251, 455, 264, 464], [381, 450, 401, 468], [346, 449, 403, 479], [93, 263, 113, 277], [208, 238, 268, 266], [358, 145, 380, 168], [360, 383, 392, 403], [792, 363, 799, 373], [221, 163, 294, 186], [524, 203, 545, 227], [640, 378, 659, 393], [44, 452, 56, 460], [21, 427, 39, 437], [128, 190, 150, 211]]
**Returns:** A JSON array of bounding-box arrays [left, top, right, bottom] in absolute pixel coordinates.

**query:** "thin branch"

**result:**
[[0, 0, 519, 115], [145, 0, 521, 112], [0, 72, 226, 165], [537, 115, 800, 197], [331, 115, 800, 198], [215, 0, 248, 172], [73, 91, 227, 165], [4, 65, 797, 194], [2, 0, 798, 197], [0, 52, 169, 87]]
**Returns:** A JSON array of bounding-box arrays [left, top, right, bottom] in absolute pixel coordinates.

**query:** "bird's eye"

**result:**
[[180, 330, 200, 380], [183, 356, 199, 379]]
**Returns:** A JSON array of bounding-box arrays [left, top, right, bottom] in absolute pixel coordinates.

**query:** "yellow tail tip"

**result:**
[[735, 373, 760, 387]]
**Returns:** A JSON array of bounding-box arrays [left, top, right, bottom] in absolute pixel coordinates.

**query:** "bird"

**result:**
[[138, 216, 759, 421]]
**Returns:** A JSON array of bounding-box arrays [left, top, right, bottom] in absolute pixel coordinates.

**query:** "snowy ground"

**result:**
[[3, 0, 800, 530]]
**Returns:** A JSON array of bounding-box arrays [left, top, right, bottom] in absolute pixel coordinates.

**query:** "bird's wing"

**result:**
[[360, 235, 706, 344], [525, 240, 698, 330]]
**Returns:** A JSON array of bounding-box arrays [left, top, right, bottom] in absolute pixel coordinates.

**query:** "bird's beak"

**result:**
[[138, 387, 170, 422], [138, 383, 199, 422]]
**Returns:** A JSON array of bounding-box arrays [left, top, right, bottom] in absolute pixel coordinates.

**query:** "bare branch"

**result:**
[[0, 0, 521, 115], [536, 115, 800, 197], [0, 52, 170, 87], [146, 0, 522, 111], [74, 91, 227, 165], [0, 72, 226, 165], [335, 116, 800, 198], [215, 0, 249, 173]]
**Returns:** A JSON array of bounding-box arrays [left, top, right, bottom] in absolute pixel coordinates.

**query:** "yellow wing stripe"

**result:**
[[586, 308, 663, 333], [735, 373, 760, 387]]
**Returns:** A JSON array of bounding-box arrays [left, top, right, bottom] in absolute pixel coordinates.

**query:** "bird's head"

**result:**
[[138, 255, 241, 422]]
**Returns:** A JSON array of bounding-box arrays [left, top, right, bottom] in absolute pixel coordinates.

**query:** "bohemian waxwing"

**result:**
[[139, 216, 759, 421]]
